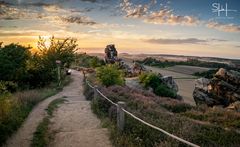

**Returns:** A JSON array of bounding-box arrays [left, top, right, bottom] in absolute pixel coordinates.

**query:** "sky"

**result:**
[[0, 0, 240, 59]]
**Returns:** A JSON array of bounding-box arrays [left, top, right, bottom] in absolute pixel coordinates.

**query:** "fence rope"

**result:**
[[122, 108, 200, 147], [96, 89, 118, 107], [85, 80, 94, 89], [85, 80, 199, 147]]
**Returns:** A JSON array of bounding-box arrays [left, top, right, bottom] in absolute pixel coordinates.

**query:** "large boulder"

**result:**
[[193, 68, 240, 108], [161, 76, 178, 92]]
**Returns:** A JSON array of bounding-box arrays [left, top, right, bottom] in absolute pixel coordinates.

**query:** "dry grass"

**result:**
[[14, 88, 57, 106]]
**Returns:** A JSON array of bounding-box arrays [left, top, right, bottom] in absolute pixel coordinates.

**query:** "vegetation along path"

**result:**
[[6, 70, 112, 147]]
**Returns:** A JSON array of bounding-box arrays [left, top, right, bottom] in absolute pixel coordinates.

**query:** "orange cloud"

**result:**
[[206, 22, 240, 33]]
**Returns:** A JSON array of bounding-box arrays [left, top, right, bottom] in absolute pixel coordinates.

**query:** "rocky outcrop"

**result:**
[[193, 68, 240, 108], [104, 44, 118, 64]]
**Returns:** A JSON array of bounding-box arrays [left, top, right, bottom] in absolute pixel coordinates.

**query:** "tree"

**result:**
[[24, 36, 78, 88], [0, 43, 31, 82], [38, 36, 77, 69]]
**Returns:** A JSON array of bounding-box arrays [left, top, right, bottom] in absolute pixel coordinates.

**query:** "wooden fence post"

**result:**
[[117, 101, 126, 132]]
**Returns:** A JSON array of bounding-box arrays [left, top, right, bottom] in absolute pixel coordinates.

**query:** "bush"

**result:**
[[139, 73, 177, 98], [96, 64, 124, 87], [154, 84, 177, 98], [0, 81, 18, 93], [139, 73, 161, 88]]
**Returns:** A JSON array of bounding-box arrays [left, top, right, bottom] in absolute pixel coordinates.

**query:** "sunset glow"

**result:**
[[0, 0, 240, 59]]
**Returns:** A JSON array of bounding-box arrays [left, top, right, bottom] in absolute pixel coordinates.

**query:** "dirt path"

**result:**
[[49, 70, 112, 147], [5, 70, 112, 147]]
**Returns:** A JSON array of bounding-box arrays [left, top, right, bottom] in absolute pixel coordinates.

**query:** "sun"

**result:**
[[44, 37, 51, 49]]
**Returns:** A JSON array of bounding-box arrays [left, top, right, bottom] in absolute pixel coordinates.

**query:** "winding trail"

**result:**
[[49, 70, 112, 147], [5, 70, 112, 147]]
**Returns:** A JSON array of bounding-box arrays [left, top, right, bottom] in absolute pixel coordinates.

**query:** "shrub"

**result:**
[[154, 84, 177, 98], [139, 73, 161, 88], [139, 73, 177, 98], [96, 64, 124, 87]]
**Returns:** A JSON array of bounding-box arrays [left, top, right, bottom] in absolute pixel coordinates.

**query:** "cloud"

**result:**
[[0, 0, 96, 25], [120, 0, 199, 26], [144, 38, 208, 45], [60, 16, 97, 25], [206, 22, 240, 33], [120, 0, 156, 18], [120, 0, 149, 18], [0, 4, 33, 20], [145, 9, 199, 26]]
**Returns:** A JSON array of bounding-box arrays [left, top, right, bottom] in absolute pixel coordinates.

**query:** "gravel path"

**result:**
[[5, 70, 112, 147], [49, 70, 112, 147]]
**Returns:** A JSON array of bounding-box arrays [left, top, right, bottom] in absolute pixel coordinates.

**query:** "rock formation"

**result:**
[[104, 44, 148, 77], [193, 68, 240, 108], [104, 44, 118, 64]]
